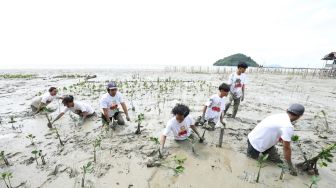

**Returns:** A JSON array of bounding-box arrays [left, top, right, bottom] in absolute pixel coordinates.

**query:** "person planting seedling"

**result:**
[[30, 87, 62, 114], [195, 83, 230, 131], [0, 151, 10, 166], [160, 104, 203, 154], [50, 95, 95, 127], [247, 103, 305, 176], [100, 82, 131, 129], [223, 62, 248, 118]]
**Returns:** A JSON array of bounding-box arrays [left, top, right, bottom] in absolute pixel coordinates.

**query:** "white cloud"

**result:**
[[0, 0, 335, 69]]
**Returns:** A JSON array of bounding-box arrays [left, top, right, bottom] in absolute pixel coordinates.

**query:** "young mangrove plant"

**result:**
[[173, 155, 187, 174], [296, 143, 336, 175], [305, 175, 320, 188], [150, 137, 162, 158], [187, 137, 196, 154], [39, 150, 46, 165], [9, 116, 16, 130], [52, 127, 64, 146], [93, 138, 102, 163], [81, 161, 93, 188], [277, 163, 286, 180], [26, 134, 36, 146], [1, 172, 13, 188], [0, 151, 10, 166], [256, 154, 269, 183], [31, 150, 39, 165], [135, 113, 144, 134], [314, 110, 330, 133]]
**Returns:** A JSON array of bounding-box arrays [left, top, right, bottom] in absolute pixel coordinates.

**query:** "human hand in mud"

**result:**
[[47, 122, 53, 128], [126, 115, 131, 121], [199, 116, 205, 125], [288, 162, 298, 176], [199, 137, 205, 143]]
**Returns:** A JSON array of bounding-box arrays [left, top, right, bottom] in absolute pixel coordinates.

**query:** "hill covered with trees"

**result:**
[[213, 53, 259, 67]]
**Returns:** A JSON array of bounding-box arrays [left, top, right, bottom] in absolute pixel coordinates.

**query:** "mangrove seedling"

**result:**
[[81, 161, 93, 188], [173, 155, 187, 174], [0, 151, 10, 166], [52, 127, 64, 146], [93, 138, 102, 163], [9, 116, 16, 130], [150, 137, 162, 158], [306, 175, 320, 188], [1, 172, 13, 188], [187, 137, 196, 154], [31, 150, 39, 165], [135, 113, 144, 134], [314, 110, 329, 133], [256, 154, 269, 183], [277, 163, 286, 180], [296, 143, 336, 175], [39, 150, 46, 165], [26, 134, 36, 146]]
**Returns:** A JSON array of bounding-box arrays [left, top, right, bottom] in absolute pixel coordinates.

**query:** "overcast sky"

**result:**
[[0, 0, 335, 69]]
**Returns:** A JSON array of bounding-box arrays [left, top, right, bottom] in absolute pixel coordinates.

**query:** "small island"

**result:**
[[214, 53, 259, 67]]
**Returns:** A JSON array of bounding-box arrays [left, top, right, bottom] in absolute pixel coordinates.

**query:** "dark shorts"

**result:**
[[101, 111, 125, 125], [247, 139, 283, 163]]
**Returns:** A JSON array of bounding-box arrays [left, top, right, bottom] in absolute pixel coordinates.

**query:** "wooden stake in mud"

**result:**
[[217, 128, 225, 147]]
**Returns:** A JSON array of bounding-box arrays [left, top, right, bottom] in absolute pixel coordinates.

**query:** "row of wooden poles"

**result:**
[[164, 66, 336, 78]]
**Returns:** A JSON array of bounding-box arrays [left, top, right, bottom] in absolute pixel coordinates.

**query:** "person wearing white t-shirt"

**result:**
[[100, 81, 130, 128], [223, 62, 248, 118], [50, 95, 95, 127], [31, 87, 62, 113], [160, 104, 203, 153], [247, 103, 305, 176], [195, 83, 230, 130]]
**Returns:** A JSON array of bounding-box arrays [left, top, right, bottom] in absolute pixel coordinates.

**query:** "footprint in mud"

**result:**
[[95, 163, 112, 178], [239, 170, 256, 183]]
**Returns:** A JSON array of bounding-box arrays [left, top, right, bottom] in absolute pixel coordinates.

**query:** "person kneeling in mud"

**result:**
[[99, 81, 130, 129], [195, 83, 230, 130], [50, 95, 95, 127], [31, 87, 62, 114], [247, 103, 305, 176], [160, 104, 203, 153]]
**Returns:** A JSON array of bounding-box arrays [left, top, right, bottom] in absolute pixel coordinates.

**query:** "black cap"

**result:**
[[287, 103, 305, 116]]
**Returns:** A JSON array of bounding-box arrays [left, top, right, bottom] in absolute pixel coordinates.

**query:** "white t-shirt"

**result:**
[[62, 101, 95, 115], [204, 94, 226, 123], [163, 115, 194, 140], [228, 72, 247, 99], [248, 113, 294, 152], [31, 92, 58, 108], [99, 92, 124, 117]]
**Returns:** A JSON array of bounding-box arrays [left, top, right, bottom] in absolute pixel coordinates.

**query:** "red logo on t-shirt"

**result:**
[[212, 106, 221, 112]]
